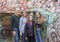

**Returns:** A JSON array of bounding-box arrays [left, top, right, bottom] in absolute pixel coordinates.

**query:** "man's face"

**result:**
[[15, 12, 20, 15]]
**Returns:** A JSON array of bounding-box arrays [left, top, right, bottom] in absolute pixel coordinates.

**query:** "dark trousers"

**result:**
[[22, 33, 25, 42], [27, 36, 35, 42]]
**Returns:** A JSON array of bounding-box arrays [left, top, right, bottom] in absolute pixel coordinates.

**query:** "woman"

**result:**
[[19, 11, 27, 42], [24, 15, 35, 42], [35, 12, 45, 42]]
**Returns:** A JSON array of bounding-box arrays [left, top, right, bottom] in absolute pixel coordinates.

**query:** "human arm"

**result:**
[[19, 18, 22, 35], [10, 16, 14, 31]]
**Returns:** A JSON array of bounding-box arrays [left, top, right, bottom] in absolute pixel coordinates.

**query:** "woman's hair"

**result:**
[[35, 12, 42, 21], [22, 11, 27, 17], [27, 15, 33, 23], [35, 12, 43, 23], [36, 12, 41, 18]]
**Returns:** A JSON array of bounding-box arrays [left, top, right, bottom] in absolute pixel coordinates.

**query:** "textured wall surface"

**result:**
[[0, 0, 60, 13], [47, 14, 60, 42]]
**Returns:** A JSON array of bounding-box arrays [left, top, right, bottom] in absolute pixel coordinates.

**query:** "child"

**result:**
[[24, 15, 35, 42]]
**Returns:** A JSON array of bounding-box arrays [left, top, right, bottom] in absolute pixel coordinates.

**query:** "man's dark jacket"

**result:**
[[10, 14, 21, 31]]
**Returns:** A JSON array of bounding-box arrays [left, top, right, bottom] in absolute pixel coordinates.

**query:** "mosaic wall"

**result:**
[[47, 14, 60, 42], [0, 0, 60, 13], [0, 0, 60, 42]]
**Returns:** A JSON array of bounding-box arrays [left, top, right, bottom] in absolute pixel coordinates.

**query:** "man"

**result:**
[[10, 11, 21, 42]]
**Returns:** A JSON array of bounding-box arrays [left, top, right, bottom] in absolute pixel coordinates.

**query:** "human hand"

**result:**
[[25, 37, 28, 40], [20, 32, 22, 36], [12, 31, 16, 36]]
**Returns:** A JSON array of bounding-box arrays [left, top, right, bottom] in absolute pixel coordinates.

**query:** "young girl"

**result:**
[[35, 12, 45, 42], [24, 15, 35, 42], [19, 11, 27, 42]]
